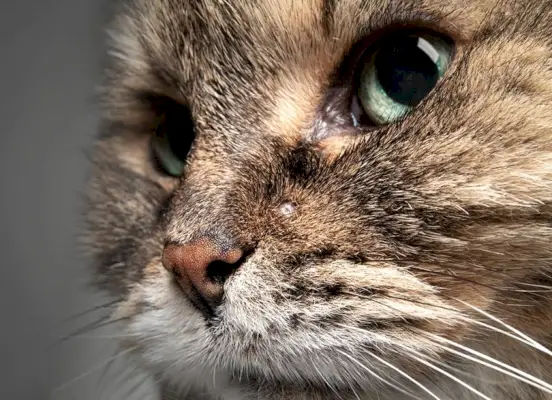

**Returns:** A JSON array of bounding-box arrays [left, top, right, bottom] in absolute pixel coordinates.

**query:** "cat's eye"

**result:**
[[152, 129, 189, 176], [150, 96, 195, 177], [356, 31, 453, 125]]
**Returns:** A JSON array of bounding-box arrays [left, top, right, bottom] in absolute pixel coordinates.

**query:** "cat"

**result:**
[[83, 0, 552, 398]]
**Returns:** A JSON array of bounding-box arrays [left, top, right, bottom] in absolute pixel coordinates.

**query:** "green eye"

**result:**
[[357, 32, 453, 125], [152, 129, 188, 177], [151, 100, 195, 177]]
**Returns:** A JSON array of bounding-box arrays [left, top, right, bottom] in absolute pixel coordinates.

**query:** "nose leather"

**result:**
[[162, 238, 243, 306]]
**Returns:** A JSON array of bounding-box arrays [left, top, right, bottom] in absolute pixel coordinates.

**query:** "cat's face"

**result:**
[[85, 0, 552, 397]]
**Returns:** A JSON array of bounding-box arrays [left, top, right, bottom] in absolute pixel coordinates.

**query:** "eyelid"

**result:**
[[341, 24, 456, 82]]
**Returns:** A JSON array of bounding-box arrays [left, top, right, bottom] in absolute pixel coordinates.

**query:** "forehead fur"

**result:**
[[104, 0, 552, 149]]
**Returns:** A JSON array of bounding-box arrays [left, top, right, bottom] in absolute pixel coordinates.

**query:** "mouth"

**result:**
[[172, 279, 217, 319], [189, 289, 217, 318]]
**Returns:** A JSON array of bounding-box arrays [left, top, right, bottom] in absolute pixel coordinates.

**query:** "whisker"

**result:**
[[360, 293, 538, 350], [57, 314, 112, 342], [408, 265, 552, 294], [349, 384, 362, 400], [434, 342, 552, 393], [97, 348, 120, 399], [511, 291, 552, 295], [510, 288, 552, 293], [426, 358, 503, 385], [57, 333, 136, 340], [120, 370, 150, 400], [339, 322, 490, 398], [58, 316, 130, 343], [341, 291, 452, 329], [423, 333, 552, 394], [346, 288, 546, 356], [539, 271, 552, 280], [336, 349, 424, 400], [346, 291, 461, 315], [59, 299, 121, 324], [52, 346, 137, 394], [407, 268, 552, 299], [362, 350, 442, 400], [407, 267, 505, 292], [312, 363, 344, 400], [515, 282, 552, 289], [398, 346, 493, 400], [452, 298, 552, 357], [337, 321, 552, 396], [455, 316, 536, 349]]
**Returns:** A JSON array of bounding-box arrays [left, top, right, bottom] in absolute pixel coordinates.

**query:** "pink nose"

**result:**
[[162, 238, 243, 309]]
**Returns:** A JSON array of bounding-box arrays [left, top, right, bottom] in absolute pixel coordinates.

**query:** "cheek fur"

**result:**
[[115, 261, 212, 371]]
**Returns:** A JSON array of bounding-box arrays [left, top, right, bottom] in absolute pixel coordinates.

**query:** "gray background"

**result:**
[[0, 1, 155, 399]]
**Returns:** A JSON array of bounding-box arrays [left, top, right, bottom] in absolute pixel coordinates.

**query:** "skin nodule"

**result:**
[[83, 0, 552, 399]]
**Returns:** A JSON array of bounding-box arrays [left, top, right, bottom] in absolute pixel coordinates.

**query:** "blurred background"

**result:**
[[0, 1, 155, 399]]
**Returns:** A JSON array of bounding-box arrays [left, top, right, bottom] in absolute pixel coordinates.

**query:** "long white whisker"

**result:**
[[425, 357, 503, 385], [337, 350, 426, 400], [515, 282, 552, 290], [336, 349, 424, 400], [401, 346, 492, 400], [424, 334, 552, 394], [453, 298, 552, 357], [349, 383, 362, 400], [97, 346, 130, 400], [348, 293, 535, 354], [345, 290, 537, 356], [436, 346, 552, 393], [348, 291, 537, 351], [312, 363, 344, 400], [360, 350, 442, 400], [399, 346, 493, 400], [338, 321, 552, 396], [456, 316, 536, 349]]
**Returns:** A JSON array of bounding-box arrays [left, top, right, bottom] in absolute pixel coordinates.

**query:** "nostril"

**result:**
[[206, 260, 238, 284], [162, 237, 255, 316], [205, 248, 252, 284]]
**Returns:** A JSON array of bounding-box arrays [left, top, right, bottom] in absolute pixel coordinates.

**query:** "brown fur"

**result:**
[[84, 0, 552, 398]]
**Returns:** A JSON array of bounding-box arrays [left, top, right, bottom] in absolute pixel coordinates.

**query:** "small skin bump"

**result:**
[[279, 201, 297, 217]]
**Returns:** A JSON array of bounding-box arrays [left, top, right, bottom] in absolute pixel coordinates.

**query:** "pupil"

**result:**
[[167, 128, 191, 161], [375, 36, 439, 106], [165, 104, 194, 161]]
